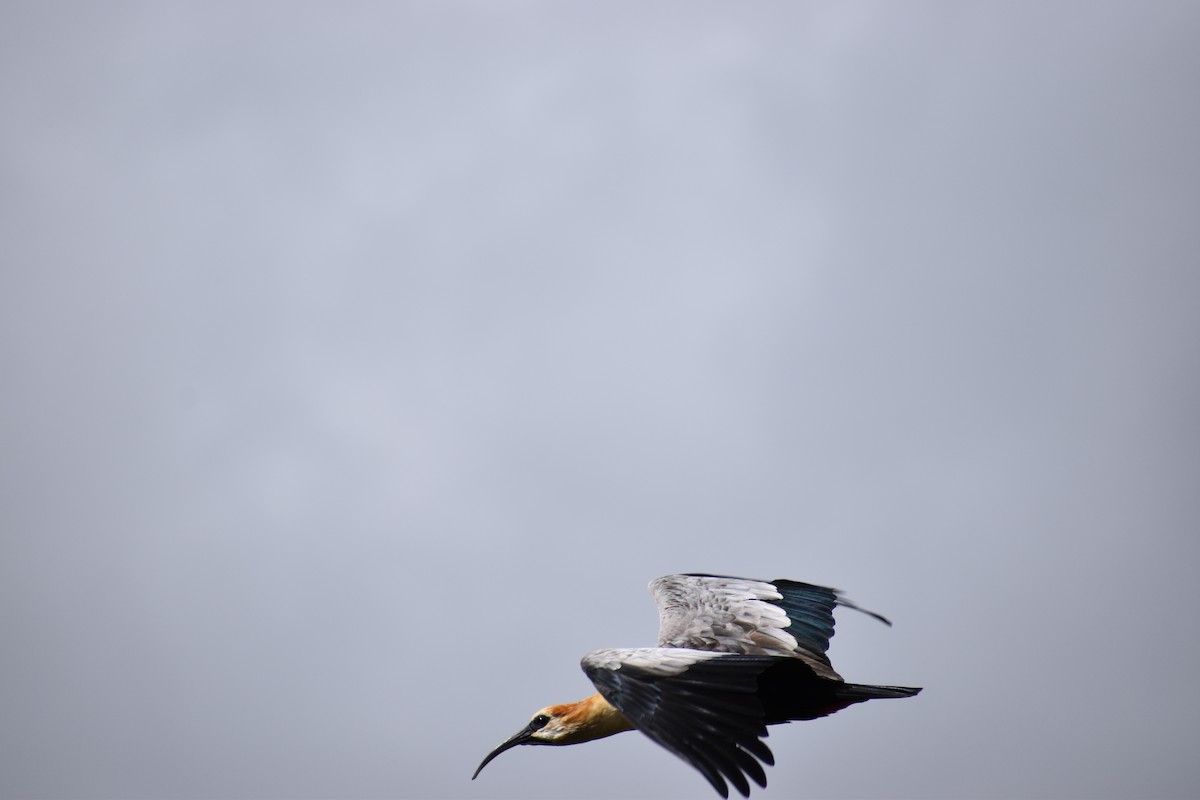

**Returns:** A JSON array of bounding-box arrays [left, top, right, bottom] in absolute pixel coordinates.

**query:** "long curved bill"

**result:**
[[471, 724, 538, 780]]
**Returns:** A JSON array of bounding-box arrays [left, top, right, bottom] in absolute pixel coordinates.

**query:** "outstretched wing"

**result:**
[[581, 645, 922, 798], [650, 574, 892, 680], [581, 648, 781, 799]]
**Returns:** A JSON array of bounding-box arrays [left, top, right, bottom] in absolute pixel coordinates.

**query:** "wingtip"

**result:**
[[835, 595, 893, 627]]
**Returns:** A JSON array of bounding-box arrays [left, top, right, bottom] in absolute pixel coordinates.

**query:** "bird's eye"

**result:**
[[530, 714, 550, 729]]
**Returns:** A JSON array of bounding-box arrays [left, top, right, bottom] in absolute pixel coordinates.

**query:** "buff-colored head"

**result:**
[[472, 696, 633, 780]]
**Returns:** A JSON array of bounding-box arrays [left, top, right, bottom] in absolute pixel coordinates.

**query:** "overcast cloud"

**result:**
[[1, 2, 1198, 799]]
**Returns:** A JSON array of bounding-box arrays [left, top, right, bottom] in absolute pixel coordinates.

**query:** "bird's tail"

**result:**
[[800, 681, 921, 720], [835, 682, 923, 702], [762, 671, 922, 724], [758, 658, 922, 724]]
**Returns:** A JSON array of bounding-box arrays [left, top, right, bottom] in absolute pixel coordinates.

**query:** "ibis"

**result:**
[[472, 573, 921, 798]]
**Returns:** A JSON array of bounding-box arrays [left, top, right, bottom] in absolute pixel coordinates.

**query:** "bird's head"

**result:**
[[470, 710, 583, 777]]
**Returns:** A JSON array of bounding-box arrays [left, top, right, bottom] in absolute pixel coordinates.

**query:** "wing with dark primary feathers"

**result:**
[[581, 647, 921, 798], [651, 574, 891, 680], [582, 648, 781, 799]]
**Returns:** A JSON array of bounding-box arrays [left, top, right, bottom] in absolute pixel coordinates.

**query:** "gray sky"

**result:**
[[2, 2, 1198, 798]]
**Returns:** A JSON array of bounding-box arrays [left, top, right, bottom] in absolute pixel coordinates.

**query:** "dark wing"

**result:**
[[770, 578, 890, 660], [582, 648, 783, 799]]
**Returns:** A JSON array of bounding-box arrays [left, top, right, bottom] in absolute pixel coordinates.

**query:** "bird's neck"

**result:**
[[550, 693, 635, 744]]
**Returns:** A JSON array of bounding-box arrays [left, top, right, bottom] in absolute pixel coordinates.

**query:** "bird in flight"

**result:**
[[472, 573, 921, 798]]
